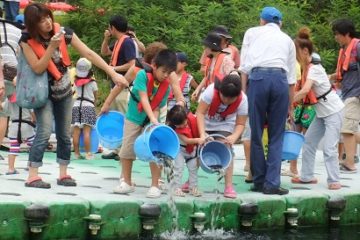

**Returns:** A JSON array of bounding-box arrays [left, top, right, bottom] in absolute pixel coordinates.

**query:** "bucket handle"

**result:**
[[205, 133, 227, 142], [200, 133, 229, 180]]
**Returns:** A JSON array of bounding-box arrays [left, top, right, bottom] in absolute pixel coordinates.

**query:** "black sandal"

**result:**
[[57, 175, 77, 186], [25, 176, 51, 189]]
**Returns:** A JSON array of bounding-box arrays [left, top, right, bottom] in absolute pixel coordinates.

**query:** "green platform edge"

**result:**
[[1, 194, 360, 239], [0, 152, 359, 239]]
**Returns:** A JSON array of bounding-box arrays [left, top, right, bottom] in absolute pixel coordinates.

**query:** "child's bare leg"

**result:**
[[8, 154, 16, 172], [243, 139, 250, 171], [149, 162, 160, 188], [82, 125, 93, 159], [122, 158, 134, 186], [224, 159, 234, 188], [72, 126, 81, 158]]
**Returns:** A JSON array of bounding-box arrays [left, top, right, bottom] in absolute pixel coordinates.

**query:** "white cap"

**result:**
[[76, 58, 92, 78]]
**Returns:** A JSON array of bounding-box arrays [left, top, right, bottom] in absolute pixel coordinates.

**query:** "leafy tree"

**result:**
[[61, 0, 360, 106]]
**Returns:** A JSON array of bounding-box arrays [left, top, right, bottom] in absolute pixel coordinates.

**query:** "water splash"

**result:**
[[153, 151, 178, 234]]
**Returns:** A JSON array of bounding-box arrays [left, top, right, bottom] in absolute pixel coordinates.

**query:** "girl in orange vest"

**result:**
[[292, 27, 344, 189], [196, 73, 248, 198], [167, 105, 205, 197], [21, 3, 128, 189]]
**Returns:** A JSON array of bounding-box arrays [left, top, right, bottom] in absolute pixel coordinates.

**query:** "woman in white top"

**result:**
[[292, 27, 344, 190]]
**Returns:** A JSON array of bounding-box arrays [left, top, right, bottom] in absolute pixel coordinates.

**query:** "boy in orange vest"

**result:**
[[113, 49, 177, 198], [196, 73, 248, 198]]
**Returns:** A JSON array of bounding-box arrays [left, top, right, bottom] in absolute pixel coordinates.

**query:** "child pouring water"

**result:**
[[196, 72, 248, 198], [113, 49, 177, 198], [167, 105, 204, 197], [72, 58, 98, 160]]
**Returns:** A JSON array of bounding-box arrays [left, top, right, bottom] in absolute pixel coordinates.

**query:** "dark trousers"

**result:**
[[248, 67, 289, 190]]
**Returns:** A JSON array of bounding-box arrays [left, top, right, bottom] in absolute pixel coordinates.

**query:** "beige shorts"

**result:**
[[341, 97, 360, 134], [119, 119, 143, 159], [110, 88, 129, 114]]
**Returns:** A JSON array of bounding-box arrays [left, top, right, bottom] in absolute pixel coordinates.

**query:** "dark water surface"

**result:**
[[139, 226, 360, 240]]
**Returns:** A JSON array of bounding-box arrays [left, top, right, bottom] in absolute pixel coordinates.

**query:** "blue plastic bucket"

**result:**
[[134, 124, 180, 162], [96, 111, 124, 150], [199, 135, 232, 174], [79, 128, 99, 153], [282, 131, 305, 160]]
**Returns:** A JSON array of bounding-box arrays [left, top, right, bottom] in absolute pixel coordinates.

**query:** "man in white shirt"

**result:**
[[240, 6, 296, 195]]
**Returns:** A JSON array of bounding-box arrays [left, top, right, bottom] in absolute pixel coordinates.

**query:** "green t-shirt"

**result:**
[[126, 69, 170, 126]]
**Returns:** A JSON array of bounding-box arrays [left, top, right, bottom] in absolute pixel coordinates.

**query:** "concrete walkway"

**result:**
[[0, 143, 358, 201]]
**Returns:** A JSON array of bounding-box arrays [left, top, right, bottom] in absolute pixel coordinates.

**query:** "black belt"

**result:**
[[12, 120, 36, 128], [76, 97, 94, 105], [252, 67, 285, 73]]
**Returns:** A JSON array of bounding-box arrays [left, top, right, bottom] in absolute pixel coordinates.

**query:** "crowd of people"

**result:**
[[0, 3, 359, 199]]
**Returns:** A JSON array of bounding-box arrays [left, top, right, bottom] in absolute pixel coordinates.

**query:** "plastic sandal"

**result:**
[[74, 154, 85, 160], [291, 177, 318, 184], [146, 186, 162, 198], [190, 187, 202, 197], [25, 176, 51, 189], [340, 164, 357, 174], [174, 188, 186, 197], [113, 181, 135, 194], [223, 186, 237, 199], [85, 153, 93, 160], [181, 181, 190, 193], [328, 182, 341, 190], [57, 175, 77, 186], [5, 169, 19, 175], [281, 169, 299, 178]]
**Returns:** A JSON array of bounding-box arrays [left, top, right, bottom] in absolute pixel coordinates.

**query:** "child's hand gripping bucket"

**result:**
[[134, 124, 180, 163], [282, 130, 305, 160], [199, 134, 232, 174], [95, 111, 124, 150], [79, 128, 99, 153]]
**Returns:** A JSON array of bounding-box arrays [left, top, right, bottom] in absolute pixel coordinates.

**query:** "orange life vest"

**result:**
[[110, 34, 129, 67], [74, 78, 92, 87], [336, 38, 360, 81], [301, 64, 334, 105], [208, 89, 243, 119], [204, 53, 226, 88], [137, 72, 170, 112], [228, 44, 240, 68], [301, 64, 318, 105], [168, 72, 188, 99], [175, 112, 200, 153], [27, 23, 71, 81]]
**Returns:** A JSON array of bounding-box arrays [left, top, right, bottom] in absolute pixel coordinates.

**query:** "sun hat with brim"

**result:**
[[202, 32, 223, 52], [76, 58, 92, 78], [213, 25, 232, 39], [260, 6, 282, 23]]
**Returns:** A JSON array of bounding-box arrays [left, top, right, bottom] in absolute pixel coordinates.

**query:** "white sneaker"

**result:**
[[113, 181, 135, 194], [146, 186, 162, 198]]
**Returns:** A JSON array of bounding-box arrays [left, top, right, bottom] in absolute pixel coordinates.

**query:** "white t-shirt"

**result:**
[[201, 84, 248, 132], [308, 64, 344, 117], [0, 21, 21, 67], [73, 81, 98, 107]]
